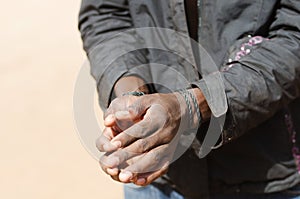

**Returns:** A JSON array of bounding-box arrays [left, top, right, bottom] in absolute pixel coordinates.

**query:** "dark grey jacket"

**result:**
[[79, 0, 300, 198]]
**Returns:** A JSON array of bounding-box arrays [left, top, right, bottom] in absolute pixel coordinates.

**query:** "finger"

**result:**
[[104, 110, 179, 170], [99, 159, 121, 182], [104, 95, 139, 121], [107, 98, 150, 133], [104, 106, 115, 121], [110, 173, 132, 184], [106, 110, 139, 133], [105, 111, 135, 129], [109, 174, 133, 184], [104, 114, 116, 127], [135, 164, 169, 186], [104, 96, 145, 128], [102, 144, 170, 183], [125, 135, 162, 156], [99, 152, 121, 175], [101, 164, 119, 177], [110, 108, 160, 148], [96, 128, 121, 152], [103, 98, 122, 121], [99, 137, 159, 178], [114, 111, 136, 131], [99, 155, 112, 174], [100, 145, 147, 169], [107, 168, 119, 176], [100, 152, 144, 182], [126, 97, 150, 120], [118, 145, 171, 182], [115, 102, 178, 150]]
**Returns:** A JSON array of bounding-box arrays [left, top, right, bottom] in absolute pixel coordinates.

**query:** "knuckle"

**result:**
[[121, 151, 129, 162], [119, 133, 131, 146], [115, 150, 127, 163], [136, 139, 149, 152], [127, 105, 138, 116], [128, 98, 144, 115]]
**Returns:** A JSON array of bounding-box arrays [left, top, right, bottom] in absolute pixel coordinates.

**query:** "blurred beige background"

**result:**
[[0, 0, 123, 198]]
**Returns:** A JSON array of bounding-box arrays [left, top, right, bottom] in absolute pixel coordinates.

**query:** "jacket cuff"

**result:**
[[191, 72, 233, 148], [97, 65, 128, 110], [191, 72, 228, 118]]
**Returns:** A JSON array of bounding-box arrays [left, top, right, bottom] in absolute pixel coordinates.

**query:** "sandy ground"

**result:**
[[0, 0, 123, 198]]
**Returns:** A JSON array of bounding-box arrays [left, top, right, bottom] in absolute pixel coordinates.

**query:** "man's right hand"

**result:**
[[97, 75, 149, 152], [96, 94, 144, 153]]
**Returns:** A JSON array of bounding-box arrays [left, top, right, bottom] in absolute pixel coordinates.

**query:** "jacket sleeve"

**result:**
[[78, 0, 151, 110], [193, 0, 300, 145]]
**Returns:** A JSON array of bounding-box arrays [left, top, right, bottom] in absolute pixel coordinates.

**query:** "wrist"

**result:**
[[174, 92, 191, 130], [175, 88, 211, 130], [189, 88, 211, 122], [176, 90, 201, 129]]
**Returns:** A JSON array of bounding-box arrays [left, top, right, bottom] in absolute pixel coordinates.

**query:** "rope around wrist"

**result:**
[[186, 90, 202, 128], [122, 91, 145, 96], [178, 90, 193, 128]]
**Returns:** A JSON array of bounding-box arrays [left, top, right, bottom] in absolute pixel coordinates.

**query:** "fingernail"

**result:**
[[107, 168, 119, 175], [119, 171, 133, 182], [136, 178, 146, 185], [115, 111, 130, 119], [111, 140, 122, 148]]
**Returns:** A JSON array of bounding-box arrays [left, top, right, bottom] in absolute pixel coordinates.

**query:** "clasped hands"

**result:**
[[96, 89, 203, 186]]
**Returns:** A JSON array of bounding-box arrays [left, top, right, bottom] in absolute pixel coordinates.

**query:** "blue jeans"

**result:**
[[124, 184, 300, 199], [124, 184, 185, 199]]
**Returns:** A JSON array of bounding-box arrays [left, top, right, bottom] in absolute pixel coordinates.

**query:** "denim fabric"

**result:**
[[124, 184, 300, 199], [124, 184, 185, 199]]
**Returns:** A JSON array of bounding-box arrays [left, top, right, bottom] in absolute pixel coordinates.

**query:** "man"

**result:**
[[79, 0, 300, 198]]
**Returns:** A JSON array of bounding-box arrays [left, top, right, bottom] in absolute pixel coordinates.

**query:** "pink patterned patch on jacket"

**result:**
[[222, 36, 268, 72]]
